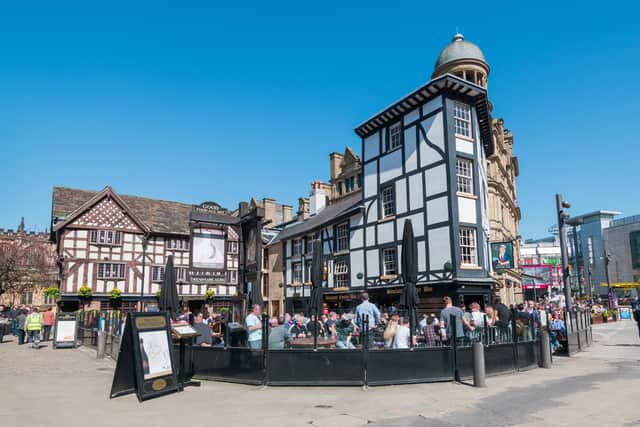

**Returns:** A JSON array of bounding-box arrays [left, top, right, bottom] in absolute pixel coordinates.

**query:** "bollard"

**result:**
[[539, 328, 552, 369], [97, 331, 106, 359], [472, 341, 486, 387]]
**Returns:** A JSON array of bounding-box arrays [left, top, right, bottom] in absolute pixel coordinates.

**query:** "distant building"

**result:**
[[0, 219, 57, 307], [50, 186, 246, 315], [520, 238, 563, 300], [603, 214, 640, 297]]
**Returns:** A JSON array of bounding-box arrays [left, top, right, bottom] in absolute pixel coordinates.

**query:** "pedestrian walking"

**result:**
[[16, 309, 27, 345], [25, 307, 43, 348], [42, 307, 56, 342]]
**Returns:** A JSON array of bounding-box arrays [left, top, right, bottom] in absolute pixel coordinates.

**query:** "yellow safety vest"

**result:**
[[26, 313, 42, 331]]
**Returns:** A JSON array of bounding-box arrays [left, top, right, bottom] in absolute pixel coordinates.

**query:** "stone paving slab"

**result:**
[[0, 321, 638, 427]]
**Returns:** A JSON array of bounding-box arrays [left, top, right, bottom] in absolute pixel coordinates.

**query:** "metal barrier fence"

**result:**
[[75, 310, 126, 360]]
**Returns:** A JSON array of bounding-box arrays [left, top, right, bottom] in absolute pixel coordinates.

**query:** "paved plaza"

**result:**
[[0, 321, 638, 427]]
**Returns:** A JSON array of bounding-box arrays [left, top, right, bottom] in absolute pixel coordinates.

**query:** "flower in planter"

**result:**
[[110, 288, 122, 300], [155, 290, 161, 299], [205, 288, 215, 301], [78, 285, 92, 299]]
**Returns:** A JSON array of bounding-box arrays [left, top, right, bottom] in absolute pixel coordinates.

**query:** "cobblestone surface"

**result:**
[[0, 321, 637, 427]]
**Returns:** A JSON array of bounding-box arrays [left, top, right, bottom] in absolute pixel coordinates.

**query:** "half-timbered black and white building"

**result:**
[[277, 73, 495, 312], [50, 186, 243, 313]]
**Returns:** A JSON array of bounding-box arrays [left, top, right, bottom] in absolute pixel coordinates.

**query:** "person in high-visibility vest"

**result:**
[[25, 307, 43, 349]]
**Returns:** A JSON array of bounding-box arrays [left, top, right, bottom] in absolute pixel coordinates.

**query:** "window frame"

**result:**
[[453, 102, 472, 138], [292, 261, 303, 284], [97, 263, 126, 280], [334, 258, 349, 288], [381, 185, 396, 218], [292, 239, 303, 257], [151, 265, 165, 282], [456, 157, 474, 195], [334, 222, 350, 252], [459, 226, 478, 266], [90, 230, 122, 246], [167, 238, 190, 251], [381, 247, 398, 276], [386, 121, 403, 152], [227, 240, 238, 254]]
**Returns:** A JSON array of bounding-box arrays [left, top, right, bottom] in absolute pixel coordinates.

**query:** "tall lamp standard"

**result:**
[[555, 194, 572, 311], [604, 251, 613, 309], [139, 236, 149, 312]]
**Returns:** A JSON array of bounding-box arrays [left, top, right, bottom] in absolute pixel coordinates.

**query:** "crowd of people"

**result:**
[[0, 304, 56, 348], [178, 293, 570, 351]]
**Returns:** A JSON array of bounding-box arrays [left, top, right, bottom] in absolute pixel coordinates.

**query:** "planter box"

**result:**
[[591, 316, 603, 324]]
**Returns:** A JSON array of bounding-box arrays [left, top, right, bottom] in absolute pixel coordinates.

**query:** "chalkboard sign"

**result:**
[[53, 312, 77, 349], [110, 312, 179, 402]]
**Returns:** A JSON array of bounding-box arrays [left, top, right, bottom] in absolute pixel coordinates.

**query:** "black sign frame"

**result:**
[[53, 312, 78, 349], [110, 312, 179, 402]]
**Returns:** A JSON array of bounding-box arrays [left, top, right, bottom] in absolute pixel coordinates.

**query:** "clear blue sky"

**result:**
[[1, 1, 638, 238]]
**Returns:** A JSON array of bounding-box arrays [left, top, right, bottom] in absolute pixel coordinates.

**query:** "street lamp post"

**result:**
[[556, 194, 572, 311], [604, 251, 613, 309], [140, 236, 149, 312]]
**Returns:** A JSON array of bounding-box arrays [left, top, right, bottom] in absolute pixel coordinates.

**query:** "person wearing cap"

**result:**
[[335, 313, 358, 349]]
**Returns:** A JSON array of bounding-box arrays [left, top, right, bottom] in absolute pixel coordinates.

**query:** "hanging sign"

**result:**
[[110, 312, 179, 402]]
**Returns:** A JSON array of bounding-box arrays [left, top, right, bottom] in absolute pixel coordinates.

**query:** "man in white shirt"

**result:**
[[393, 317, 412, 349]]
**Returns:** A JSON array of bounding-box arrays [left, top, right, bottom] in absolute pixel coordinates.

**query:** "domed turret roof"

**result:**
[[434, 33, 487, 71]]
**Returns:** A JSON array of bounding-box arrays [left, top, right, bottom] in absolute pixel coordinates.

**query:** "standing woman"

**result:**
[[383, 309, 399, 348]]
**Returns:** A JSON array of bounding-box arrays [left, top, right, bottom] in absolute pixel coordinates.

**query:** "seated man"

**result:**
[[549, 311, 566, 352], [335, 313, 358, 349], [268, 316, 292, 349], [192, 312, 213, 347], [289, 315, 309, 338]]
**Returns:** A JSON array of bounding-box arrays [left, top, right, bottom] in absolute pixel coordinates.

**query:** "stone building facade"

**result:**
[[0, 219, 58, 308], [432, 33, 522, 305]]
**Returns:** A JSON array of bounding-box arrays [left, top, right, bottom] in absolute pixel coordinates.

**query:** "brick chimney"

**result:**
[[282, 205, 293, 223], [297, 198, 309, 220]]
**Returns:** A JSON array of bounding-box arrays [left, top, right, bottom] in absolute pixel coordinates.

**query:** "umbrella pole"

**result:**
[[313, 307, 318, 350]]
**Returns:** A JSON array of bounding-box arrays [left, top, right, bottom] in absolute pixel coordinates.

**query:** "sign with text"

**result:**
[[53, 313, 77, 349], [110, 312, 179, 402]]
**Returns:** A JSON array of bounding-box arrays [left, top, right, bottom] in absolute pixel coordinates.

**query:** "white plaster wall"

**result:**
[[395, 178, 407, 215], [458, 197, 477, 224], [408, 173, 423, 211], [397, 213, 424, 239], [427, 197, 449, 225], [364, 133, 380, 162], [285, 241, 291, 257], [366, 249, 379, 277], [286, 259, 292, 284], [425, 164, 448, 196], [456, 138, 474, 154], [367, 200, 378, 224], [364, 161, 377, 198], [366, 226, 376, 248], [417, 241, 426, 271], [423, 96, 442, 116], [351, 214, 363, 228], [378, 221, 395, 244], [77, 230, 87, 238], [350, 250, 364, 287], [379, 149, 403, 184], [429, 226, 451, 270], [404, 107, 419, 125], [404, 125, 417, 173], [419, 112, 445, 167], [350, 228, 363, 249]]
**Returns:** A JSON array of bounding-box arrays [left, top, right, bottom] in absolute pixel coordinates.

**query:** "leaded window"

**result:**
[[292, 239, 303, 257], [90, 230, 122, 246], [387, 122, 402, 151], [292, 262, 303, 283], [98, 263, 126, 279], [151, 266, 165, 282], [334, 260, 349, 287]]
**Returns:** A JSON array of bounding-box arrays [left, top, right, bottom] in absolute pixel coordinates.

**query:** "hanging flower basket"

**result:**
[[206, 288, 216, 302], [78, 285, 92, 300], [109, 288, 122, 300], [155, 290, 161, 300], [44, 286, 60, 299]]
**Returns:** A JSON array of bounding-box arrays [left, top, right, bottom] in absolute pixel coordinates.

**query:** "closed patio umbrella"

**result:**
[[159, 255, 180, 319], [309, 238, 324, 348], [400, 219, 420, 348], [249, 281, 264, 310]]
